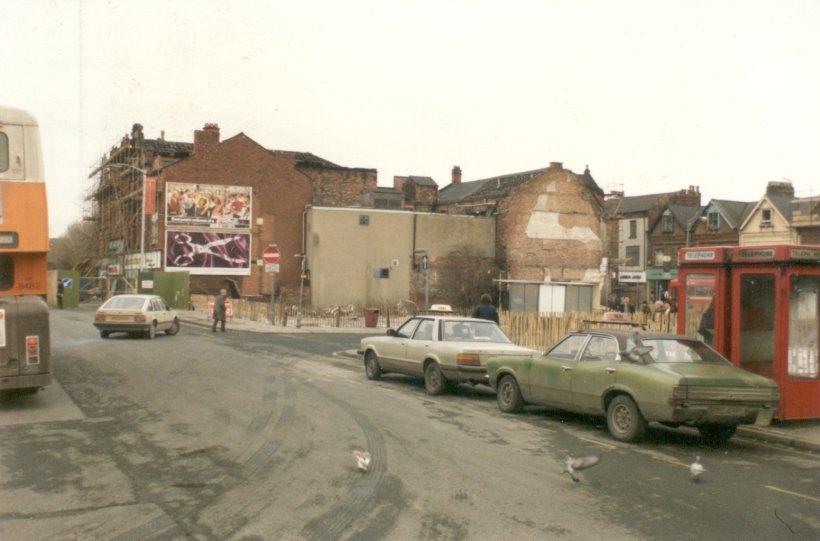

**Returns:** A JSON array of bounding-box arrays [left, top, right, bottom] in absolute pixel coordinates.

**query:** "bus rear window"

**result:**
[[0, 132, 9, 172], [0, 255, 13, 290]]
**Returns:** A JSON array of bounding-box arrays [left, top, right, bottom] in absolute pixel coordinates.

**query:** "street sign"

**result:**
[[265, 263, 280, 273], [263, 245, 280, 266], [61, 278, 73, 289]]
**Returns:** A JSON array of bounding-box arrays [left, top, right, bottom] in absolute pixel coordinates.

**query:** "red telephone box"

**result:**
[[678, 245, 820, 420]]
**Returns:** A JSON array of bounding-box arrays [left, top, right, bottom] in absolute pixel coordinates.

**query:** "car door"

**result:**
[[152, 298, 170, 329], [404, 319, 436, 377], [572, 335, 621, 413], [379, 318, 419, 371], [529, 334, 589, 407]]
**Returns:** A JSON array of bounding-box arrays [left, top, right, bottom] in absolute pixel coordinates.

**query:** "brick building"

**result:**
[[603, 187, 701, 304], [688, 199, 755, 247], [646, 202, 702, 300], [438, 162, 606, 313], [91, 123, 377, 297], [393, 175, 439, 211]]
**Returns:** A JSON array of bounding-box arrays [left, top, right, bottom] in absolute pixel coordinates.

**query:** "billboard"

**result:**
[[165, 182, 251, 229], [165, 231, 251, 275]]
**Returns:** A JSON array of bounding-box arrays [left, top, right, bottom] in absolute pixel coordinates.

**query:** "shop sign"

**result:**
[[646, 268, 678, 281], [738, 248, 775, 260], [618, 271, 646, 283]]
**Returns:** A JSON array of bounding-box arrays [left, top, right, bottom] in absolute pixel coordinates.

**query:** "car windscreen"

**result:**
[[102, 297, 147, 310], [641, 339, 732, 364], [442, 320, 511, 343]]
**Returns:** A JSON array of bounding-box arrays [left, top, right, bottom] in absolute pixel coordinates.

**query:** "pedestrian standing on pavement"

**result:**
[[472, 293, 499, 324], [212, 288, 228, 332]]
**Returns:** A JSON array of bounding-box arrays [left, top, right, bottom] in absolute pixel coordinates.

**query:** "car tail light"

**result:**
[[671, 385, 688, 400], [94, 313, 105, 322], [457, 353, 481, 366], [134, 314, 147, 323]]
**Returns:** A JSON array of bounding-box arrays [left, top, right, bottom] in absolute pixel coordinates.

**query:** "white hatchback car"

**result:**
[[94, 294, 180, 339]]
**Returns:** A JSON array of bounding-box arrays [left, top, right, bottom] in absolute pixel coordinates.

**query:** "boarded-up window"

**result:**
[[0, 132, 8, 172], [509, 283, 539, 312], [565, 285, 593, 312]]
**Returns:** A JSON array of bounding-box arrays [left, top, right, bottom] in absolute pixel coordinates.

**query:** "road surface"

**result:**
[[0, 308, 817, 540]]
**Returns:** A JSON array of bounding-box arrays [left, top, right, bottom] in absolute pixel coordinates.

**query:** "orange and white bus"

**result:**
[[0, 106, 51, 394]]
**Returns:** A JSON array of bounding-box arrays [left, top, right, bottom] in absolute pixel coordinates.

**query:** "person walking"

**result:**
[[212, 288, 228, 332], [472, 293, 499, 324]]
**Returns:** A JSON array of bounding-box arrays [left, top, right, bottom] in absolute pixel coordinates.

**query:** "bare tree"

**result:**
[[428, 245, 498, 310], [49, 220, 96, 274]]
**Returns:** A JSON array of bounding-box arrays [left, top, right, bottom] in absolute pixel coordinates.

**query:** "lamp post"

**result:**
[[102, 162, 148, 283]]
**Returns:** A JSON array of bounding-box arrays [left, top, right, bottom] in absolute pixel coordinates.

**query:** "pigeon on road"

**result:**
[[353, 447, 371, 472], [564, 455, 600, 482], [689, 456, 705, 482]]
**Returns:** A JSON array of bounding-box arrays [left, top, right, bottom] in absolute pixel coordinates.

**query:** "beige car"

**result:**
[[93, 294, 180, 339], [359, 316, 536, 394]]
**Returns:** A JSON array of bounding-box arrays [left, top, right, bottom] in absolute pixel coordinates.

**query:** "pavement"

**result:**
[[178, 309, 380, 334], [1, 307, 817, 540]]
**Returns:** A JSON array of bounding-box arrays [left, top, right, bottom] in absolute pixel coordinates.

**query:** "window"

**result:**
[[581, 336, 620, 362], [685, 273, 716, 342], [629, 220, 637, 239], [0, 255, 13, 290], [625, 245, 640, 267], [0, 132, 8, 172], [788, 275, 818, 379], [565, 285, 593, 311], [707, 211, 719, 231], [102, 296, 147, 310], [372, 268, 389, 278], [442, 320, 511, 343], [662, 212, 674, 233], [547, 334, 588, 360], [413, 319, 435, 341], [642, 339, 731, 365], [761, 209, 772, 226], [396, 318, 420, 338]]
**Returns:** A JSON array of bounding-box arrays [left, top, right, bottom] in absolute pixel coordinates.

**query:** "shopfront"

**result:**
[[677, 245, 819, 419], [646, 267, 677, 302]]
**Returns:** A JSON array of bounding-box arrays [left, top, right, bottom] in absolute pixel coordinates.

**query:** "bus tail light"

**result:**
[[457, 353, 481, 366], [25, 335, 40, 365]]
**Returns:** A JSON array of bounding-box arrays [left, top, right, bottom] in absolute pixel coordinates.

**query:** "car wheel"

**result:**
[[100, 331, 110, 339], [496, 375, 524, 413], [165, 319, 180, 336], [698, 423, 737, 445], [424, 362, 447, 395], [606, 394, 648, 442], [146, 322, 157, 339], [364, 351, 382, 380]]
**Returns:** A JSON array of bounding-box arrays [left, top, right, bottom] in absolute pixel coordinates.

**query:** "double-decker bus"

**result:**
[[0, 106, 51, 394]]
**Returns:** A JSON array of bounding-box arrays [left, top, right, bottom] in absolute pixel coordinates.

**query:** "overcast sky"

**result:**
[[4, 0, 819, 236]]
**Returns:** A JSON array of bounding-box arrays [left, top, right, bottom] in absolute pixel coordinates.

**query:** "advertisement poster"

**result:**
[[165, 182, 252, 229], [165, 231, 251, 276]]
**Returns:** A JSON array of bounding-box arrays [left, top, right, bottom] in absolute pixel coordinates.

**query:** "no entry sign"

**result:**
[[263, 245, 280, 273]]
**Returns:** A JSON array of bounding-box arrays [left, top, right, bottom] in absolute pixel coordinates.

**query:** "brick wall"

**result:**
[[498, 165, 604, 282], [299, 165, 377, 207], [158, 133, 312, 297]]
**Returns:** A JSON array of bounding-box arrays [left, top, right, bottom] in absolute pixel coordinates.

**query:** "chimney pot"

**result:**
[[451, 166, 462, 185]]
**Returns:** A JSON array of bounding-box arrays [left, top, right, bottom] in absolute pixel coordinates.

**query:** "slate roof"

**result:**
[[768, 193, 794, 222], [438, 166, 603, 204], [649, 203, 702, 232], [707, 199, 756, 229], [142, 138, 193, 156], [605, 191, 677, 216], [396, 175, 438, 187]]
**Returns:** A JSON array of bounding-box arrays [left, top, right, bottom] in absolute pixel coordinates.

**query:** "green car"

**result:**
[[485, 330, 779, 444]]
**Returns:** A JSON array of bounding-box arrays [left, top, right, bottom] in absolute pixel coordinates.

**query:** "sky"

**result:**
[[3, 0, 820, 236]]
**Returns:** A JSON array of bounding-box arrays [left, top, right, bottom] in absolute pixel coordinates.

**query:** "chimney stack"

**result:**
[[549, 161, 563, 169], [194, 123, 220, 154], [451, 165, 462, 185], [766, 181, 795, 199]]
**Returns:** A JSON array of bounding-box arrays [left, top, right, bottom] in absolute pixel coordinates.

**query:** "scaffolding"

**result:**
[[86, 124, 191, 294]]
